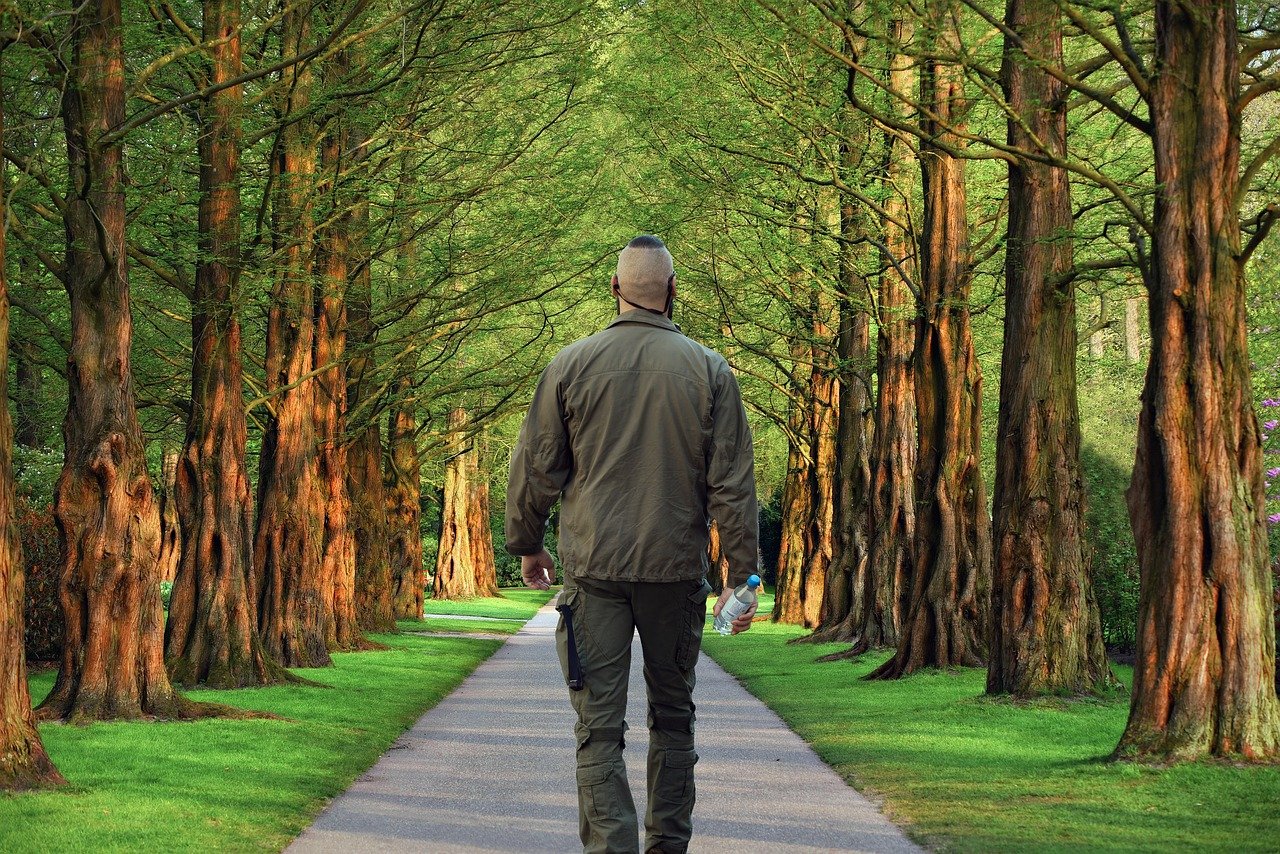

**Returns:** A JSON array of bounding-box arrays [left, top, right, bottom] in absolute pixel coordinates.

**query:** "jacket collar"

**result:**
[[607, 309, 682, 334]]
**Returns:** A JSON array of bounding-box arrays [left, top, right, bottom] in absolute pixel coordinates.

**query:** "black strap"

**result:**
[[557, 602, 585, 690]]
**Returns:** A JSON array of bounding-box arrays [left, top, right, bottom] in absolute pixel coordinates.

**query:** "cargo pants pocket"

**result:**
[[673, 579, 712, 671]]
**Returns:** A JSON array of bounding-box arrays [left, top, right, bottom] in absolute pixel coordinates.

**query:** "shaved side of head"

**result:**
[[615, 235, 675, 309]]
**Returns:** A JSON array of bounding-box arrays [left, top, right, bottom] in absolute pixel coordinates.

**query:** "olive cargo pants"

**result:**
[[555, 575, 712, 854]]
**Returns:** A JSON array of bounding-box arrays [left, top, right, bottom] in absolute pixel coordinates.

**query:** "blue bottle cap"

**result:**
[[747, 574, 761, 589]]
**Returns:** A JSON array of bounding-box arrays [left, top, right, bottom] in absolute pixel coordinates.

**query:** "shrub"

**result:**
[[19, 499, 63, 663]]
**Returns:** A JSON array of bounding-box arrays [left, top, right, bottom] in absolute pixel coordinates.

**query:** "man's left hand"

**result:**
[[521, 549, 556, 590], [712, 587, 757, 634]]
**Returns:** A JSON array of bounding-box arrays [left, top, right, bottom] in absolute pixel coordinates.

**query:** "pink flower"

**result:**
[[1268, 467, 1280, 479], [1269, 512, 1280, 525], [1264, 420, 1280, 432]]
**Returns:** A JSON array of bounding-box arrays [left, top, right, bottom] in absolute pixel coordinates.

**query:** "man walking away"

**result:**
[[505, 235, 760, 853]]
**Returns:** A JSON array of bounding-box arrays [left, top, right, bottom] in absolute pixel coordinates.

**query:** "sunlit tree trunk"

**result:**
[[166, 0, 291, 687], [156, 450, 181, 585], [252, 6, 331, 669], [313, 106, 360, 651], [347, 192, 395, 633], [433, 409, 497, 600], [0, 62, 63, 788], [386, 373, 424, 619], [804, 131, 871, 645], [869, 14, 991, 679], [707, 520, 730, 592], [773, 349, 838, 629], [1118, 0, 1279, 761], [987, 0, 1110, 698], [39, 0, 204, 720], [861, 17, 917, 657]]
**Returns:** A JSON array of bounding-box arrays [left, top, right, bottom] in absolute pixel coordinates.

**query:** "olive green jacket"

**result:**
[[505, 309, 759, 586]]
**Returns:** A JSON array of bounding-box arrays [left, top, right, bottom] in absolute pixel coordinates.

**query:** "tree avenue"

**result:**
[[2, 0, 1279, 799]]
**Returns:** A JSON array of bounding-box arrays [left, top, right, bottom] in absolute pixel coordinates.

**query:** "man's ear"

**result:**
[[610, 274, 620, 293]]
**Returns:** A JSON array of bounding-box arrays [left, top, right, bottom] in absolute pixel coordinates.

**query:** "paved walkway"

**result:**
[[288, 597, 920, 853]]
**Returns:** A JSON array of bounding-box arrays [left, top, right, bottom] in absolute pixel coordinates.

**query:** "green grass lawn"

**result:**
[[1, 632, 502, 853], [702, 621, 1280, 853], [397, 616, 526, 635], [421, 585, 556, 620]]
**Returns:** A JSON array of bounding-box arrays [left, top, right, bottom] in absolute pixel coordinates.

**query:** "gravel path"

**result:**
[[288, 596, 921, 853]]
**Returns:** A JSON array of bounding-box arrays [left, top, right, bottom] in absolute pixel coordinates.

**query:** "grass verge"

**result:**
[[2, 632, 503, 853], [397, 616, 525, 635], [701, 621, 1280, 853], [421, 586, 556, 620]]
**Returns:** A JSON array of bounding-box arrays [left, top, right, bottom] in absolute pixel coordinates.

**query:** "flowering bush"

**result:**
[[19, 498, 63, 662]]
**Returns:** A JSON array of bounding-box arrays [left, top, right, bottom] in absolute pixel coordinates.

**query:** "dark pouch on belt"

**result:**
[[557, 602, 585, 690]]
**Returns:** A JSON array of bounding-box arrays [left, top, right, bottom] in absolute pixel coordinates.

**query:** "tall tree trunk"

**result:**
[[1124, 294, 1142, 363], [869, 15, 992, 679], [12, 334, 42, 450], [346, 187, 395, 633], [38, 0, 207, 720], [165, 0, 292, 688], [707, 520, 730, 592], [0, 60, 64, 789], [252, 6, 331, 669], [313, 113, 360, 652], [156, 450, 181, 584], [802, 192, 871, 643], [386, 373, 424, 619], [432, 409, 497, 600], [773, 353, 838, 629], [1117, 0, 1279, 761], [860, 16, 918, 657], [987, 0, 1110, 697]]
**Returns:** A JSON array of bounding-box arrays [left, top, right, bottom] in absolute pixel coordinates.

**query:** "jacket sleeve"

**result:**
[[706, 362, 759, 587], [505, 360, 572, 556]]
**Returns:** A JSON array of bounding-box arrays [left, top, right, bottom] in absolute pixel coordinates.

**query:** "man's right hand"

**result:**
[[521, 548, 556, 590]]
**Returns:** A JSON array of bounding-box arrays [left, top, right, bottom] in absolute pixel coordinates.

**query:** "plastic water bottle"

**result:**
[[714, 574, 761, 636]]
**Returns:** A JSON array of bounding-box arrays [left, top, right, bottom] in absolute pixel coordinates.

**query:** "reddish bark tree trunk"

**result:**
[[773, 349, 838, 629], [869, 20, 991, 679], [156, 450, 181, 584], [38, 0, 209, 720], [165, 0, 293, 688], [0, 66, 63, 788], [347, 197, 395, 633], [987, 0, 1111, 697], [859, 19, 918, 658], [252, 6, 330, 669], [386, 374, 424, 619], [803, 174, 871, 644], [433, 410, 498, 600], [313, 117, 360, 651], [1118, 0, 1279, 760], [707, 520, 730, 592]]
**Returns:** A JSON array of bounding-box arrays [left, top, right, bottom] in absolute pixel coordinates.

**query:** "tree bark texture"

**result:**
[[1124, 295, 1142, 363], [37, 0, 202, 722], [0, 65, 64, 788], [156, 450, 181, 584], [859, 17, 917, 656], [346, 187, 395, 633], [252, 6, 331, 669], [802, 145, 872, 645], [386, 374, 424, 620], [432, 410, 498, 600], [987, 0, 1111, 698], [707, 520, 731, 592], [12, 334, 42, 450], [869, 22, 992, 679], [165, 0, 292, 688], [773, 349, 838, 629], [1118, 0, 1279, 760], [313, 118, 360, 652]]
